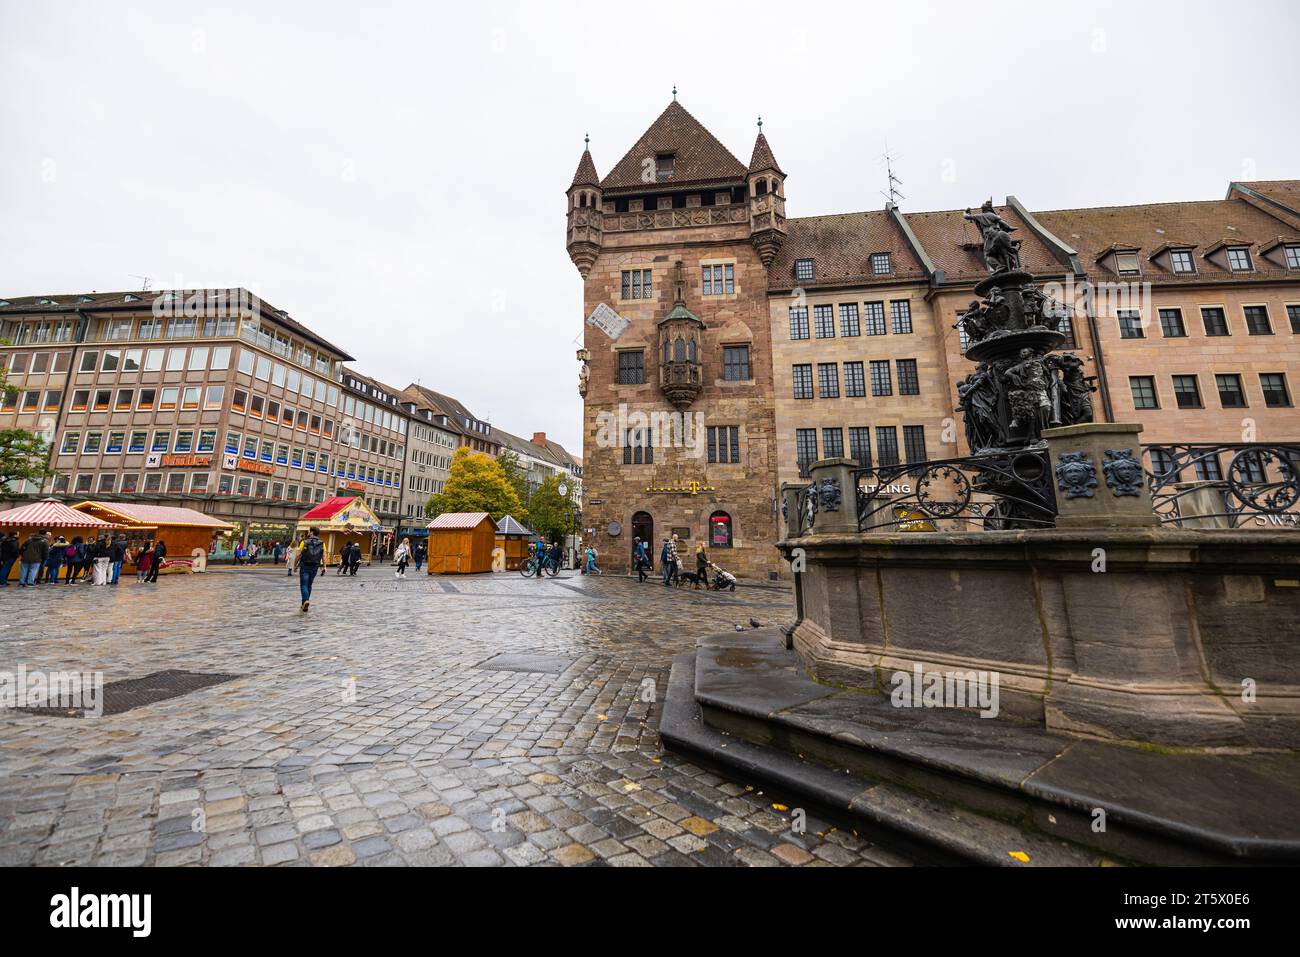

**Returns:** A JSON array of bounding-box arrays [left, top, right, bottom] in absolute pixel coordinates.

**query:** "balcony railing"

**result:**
[[785, 442, 1300, 536]]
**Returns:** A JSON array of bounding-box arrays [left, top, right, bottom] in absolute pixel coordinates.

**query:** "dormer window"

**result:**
[[870, 253, 892, 275], [1226, 247, 1253, 272], [655, 153, 675, 182], [1170, 249, 1195, 274], [36, 298, 56, 306], [1285, 245, 1300, 270], [1115, 251, 1141, 276], [794, 258, 815, 282], [123, 294, 140, 302]]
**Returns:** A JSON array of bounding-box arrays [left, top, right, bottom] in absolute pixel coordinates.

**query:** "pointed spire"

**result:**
[[748, 124, 783, 176], [570, 135, 599, 189], [672, 84, 677, 102]]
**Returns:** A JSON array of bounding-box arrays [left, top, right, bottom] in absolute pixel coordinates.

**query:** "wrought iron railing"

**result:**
[[853, 450, 1058, 532], [1145, 443, 1300, 528], [783, 442, 1300, 537]]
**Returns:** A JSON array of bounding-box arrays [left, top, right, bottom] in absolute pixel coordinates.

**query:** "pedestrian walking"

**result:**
[[394, 537, 411, 579], [696, 541, 708, 581], [585, 544, 601, 575], [0, 531, 19, 586], [413, 540, 425, 572], [43, 535, 67, 583], [18, 530, 49, 586], [286, 539, 301, 577], [273, 541, 284, 565], [348, 542, 360, 576], [633, 537, 650, 583], [662, 535, 680, 587], [145, 539, 166, 583], [298, 526, 324, 611]]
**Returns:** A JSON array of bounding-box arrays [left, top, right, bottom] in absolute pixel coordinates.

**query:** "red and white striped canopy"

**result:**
[[0, 498, 121, 529]]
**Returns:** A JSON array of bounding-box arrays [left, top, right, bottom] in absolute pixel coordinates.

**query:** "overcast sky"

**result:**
[[3, 0, 1297, 454]]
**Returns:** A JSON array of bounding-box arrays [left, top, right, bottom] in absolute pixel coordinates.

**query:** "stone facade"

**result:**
[[570, 104, 1300, 580]]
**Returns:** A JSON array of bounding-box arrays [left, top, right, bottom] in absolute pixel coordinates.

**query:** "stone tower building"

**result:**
[[567, 100, 784, 579]]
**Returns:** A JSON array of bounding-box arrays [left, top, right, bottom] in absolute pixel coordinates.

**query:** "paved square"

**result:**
[[0, 569, 907, 866]]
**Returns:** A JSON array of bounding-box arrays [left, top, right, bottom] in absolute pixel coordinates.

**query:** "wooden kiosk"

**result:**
[[494, 514, 535, 571], [72, 501, 233, 573], [296, 496, 385, 566], [0, 499, 122, 580], [426, 512, 497, 574]]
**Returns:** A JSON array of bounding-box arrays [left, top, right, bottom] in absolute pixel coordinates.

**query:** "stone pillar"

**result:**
[[1043, 423, 1158, 528], [1170, 481, 1233, 529], [805, 458, 859, 535], [779, 482, 803, 540]]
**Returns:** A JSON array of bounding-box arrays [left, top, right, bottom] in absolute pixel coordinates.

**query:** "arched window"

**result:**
[[709, 511, 733, 548], [674, 336, 685, 362], [663, 339, 672, 364], [755, 179, 768, 196], [688, 338, 697, 362]]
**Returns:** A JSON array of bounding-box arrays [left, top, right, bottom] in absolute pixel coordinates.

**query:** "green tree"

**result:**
[[0, 361, 51, 490], [425, 446, 527, 523], [526, 473, 576, 544]]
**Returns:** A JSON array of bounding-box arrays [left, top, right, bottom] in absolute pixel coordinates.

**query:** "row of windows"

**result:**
[[616, 345, 752, 383], [3, 344, 410, 437], [793, 360, 920, 399], [790, 300, 912, 340], [48, 469, 402, 513], [795, 425, 926, 473], [794, 254, 892, 282], [1112, 245, 1300, 277], [1118, 304, 1300, 339], [1128, 372, 1291, 410]]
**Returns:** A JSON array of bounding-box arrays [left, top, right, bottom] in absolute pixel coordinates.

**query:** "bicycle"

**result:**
[[519, 554, 560, 578]]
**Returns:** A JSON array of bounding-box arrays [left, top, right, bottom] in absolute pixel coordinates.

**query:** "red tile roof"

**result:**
[[1035, 196, 1298, 283], [748, 132, 782, 175], [769, 210, 927, 289], [571, 150, 600, 188], [601, 101, 747, 193], [903, 205, 1067, 283]]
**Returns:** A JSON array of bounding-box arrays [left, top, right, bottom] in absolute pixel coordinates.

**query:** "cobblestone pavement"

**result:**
[[0, 568, 908, 867]]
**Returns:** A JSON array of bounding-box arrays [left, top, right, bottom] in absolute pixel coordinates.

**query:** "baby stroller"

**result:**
[[709, 562, 737, 592]]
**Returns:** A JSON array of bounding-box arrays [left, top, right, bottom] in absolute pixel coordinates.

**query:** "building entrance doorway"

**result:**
[[631, 511, 653, 568]]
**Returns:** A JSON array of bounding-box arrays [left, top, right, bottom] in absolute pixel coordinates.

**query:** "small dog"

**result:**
[[676, 570, 705, 589]]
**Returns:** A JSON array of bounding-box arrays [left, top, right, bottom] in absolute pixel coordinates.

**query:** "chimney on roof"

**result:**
[[532, 432, 547, 447]]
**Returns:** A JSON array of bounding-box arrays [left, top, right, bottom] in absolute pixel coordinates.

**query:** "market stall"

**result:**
[[296, 496, 386, 566], [494, 514, 535, 571], [72, 502, 233, 574], [426, 512, 496, 574], [0, 499, 123, 580]]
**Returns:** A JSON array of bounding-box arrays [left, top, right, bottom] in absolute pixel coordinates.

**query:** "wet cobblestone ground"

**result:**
[[0, 568, 908, 867]]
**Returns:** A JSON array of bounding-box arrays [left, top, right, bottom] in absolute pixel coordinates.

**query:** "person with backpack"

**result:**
[[394, 537, 411, 579], [145, 539, 166, 583], [0, 531, 19, 586], [63, 537, 82, 583], [298, 526, 324, 611]]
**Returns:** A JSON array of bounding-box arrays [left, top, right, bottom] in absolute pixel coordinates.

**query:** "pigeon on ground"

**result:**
[[749, 618, 761, 628]]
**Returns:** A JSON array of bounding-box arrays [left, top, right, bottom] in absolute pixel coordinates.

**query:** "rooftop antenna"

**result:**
[[879, 143, 906, 207], [672, 85, 677, 102], [129, 274, 152, 291]]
